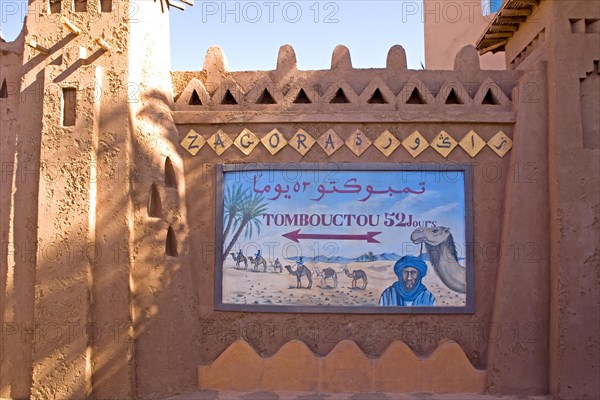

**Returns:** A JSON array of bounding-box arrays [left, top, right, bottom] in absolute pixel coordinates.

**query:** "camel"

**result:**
[[272, 258, 283, 273], [230, 252, 248, 269], [248, 255, 268, 272], [284, 265, 312, 289], [343, 267, 368, 289], [410, 226, 466, 293], [314, 267, 338, 288]]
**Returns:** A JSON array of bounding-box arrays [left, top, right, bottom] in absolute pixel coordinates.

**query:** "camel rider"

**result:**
[[379, 255, 436, 306], [296, 256, 304, 268], [237, 249, 243, 259], [255, 249, 261, 260]]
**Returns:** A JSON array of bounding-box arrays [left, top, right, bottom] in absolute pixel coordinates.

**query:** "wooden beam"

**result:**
[[496, 16, 526, 24], [94, 37, 111, 51], [167, 0, 185, 10], [485, 32, 514, 39], [490, 25, 519, 32], [27, 40, 49, 54], [512, 0, 539, 5], [179, 0, 194, 5], [60, 16, 81, 36], [477, 0, 540, 52], [479, 40, 509, 55], [500, 8, 533, 17]]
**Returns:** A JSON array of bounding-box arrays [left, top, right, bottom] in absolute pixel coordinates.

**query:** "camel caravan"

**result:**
[[227, 226, 466, 293], [229, 252, 283, 273], [228, 251, 368, 290]]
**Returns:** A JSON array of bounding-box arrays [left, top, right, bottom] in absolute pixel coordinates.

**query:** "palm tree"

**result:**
[[223, 185, 248, 242], [223, 192, 268, 259]]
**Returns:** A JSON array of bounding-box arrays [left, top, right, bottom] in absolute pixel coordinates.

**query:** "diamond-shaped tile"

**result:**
[[487, 131, 513, 157], [180, 129, 206, 156], [345, 129, 372, 157], [289, 129, 316, 156], [373, 130, 401, 157], [207, 130, 233, 155], [431, 130, 458, 158], [459, 130, 486, 158], [317, 129, 344, 156], [233, 128, 260, 155], [402, 130, 429, 158], [261, 129, 288, 155]]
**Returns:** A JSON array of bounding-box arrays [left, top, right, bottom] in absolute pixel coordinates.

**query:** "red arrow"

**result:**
[[282, 229, 381, 243]]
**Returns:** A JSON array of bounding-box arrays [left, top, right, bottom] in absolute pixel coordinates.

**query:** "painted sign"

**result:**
[[215, 163, 474, 313]]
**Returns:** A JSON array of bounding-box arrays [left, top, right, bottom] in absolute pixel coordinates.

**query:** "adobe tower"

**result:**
[[1, 0, 197, 398]]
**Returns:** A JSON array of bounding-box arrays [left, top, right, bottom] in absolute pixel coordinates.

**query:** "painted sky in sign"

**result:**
[[223, 168, 467, 262]]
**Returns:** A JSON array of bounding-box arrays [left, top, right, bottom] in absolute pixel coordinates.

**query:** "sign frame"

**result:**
[[215, 163, 475, 314]]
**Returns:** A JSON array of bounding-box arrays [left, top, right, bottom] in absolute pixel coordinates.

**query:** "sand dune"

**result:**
[[222, 259, 466, 307]]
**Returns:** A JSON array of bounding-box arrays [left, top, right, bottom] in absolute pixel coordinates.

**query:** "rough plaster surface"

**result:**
[[0, 0, 598, 399]]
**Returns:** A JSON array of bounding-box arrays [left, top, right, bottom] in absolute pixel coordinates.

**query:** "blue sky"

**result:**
[[0, 1, 425, 70], [223, 168, 467, 262]]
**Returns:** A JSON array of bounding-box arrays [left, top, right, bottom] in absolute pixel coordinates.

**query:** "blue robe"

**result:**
[[378, 285, 436, 306]]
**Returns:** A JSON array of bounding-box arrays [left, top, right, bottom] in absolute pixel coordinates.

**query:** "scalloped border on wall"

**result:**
[[197, 340, 487, 393]]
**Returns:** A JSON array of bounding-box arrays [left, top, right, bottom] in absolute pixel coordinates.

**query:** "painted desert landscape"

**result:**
[[222, 258, 466, 307]]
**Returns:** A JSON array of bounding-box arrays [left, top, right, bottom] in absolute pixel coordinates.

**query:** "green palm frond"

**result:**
[[223, 184, 250, 239], [223, 190, 269, 259], [240, 193, 268, 240]]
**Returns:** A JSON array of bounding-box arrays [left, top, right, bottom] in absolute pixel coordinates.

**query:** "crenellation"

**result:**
[[171, 45, 519, 116], [386, 45, 408, 74], [202, 45, 228, 83], [453, 45, 481, 75], [331, 44, 353, 71], [275, 44, 297, 81]]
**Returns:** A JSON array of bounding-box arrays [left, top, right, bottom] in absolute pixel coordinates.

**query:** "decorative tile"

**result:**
[[180, 129, 206, 156], [345, 129, 371, 156], [233, 128, 259, 155], [459, 130, 486, 158], [431, 130, 458, 158], [317, 129, 345, 156], [402, 130, 429, 158], [373, 130, 401, 157], [289, 129, 316, 156], [487, 131, 513, 157], [260, 129, 288, 155], [207, 130, 233, 155]]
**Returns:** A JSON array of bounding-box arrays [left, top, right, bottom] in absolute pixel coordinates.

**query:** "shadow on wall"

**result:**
[[1, 86, 200, 398]]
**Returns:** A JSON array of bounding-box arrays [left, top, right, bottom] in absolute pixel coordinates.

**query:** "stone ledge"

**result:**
[[172, 111, 517, 125], [168, 390, 551, 400]]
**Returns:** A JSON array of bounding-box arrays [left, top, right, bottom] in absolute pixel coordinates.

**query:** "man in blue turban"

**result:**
[[378, 255, 436, 306]]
